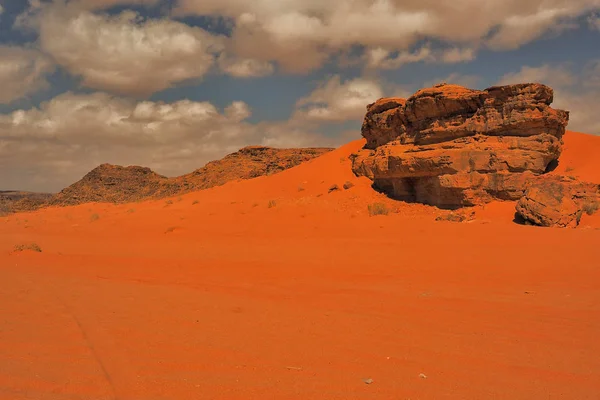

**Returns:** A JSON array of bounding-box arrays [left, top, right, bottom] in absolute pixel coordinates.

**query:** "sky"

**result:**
[[0, 0, 599, 192]]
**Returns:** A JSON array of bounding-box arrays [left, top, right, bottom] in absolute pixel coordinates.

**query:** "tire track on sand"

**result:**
[[48, 278, 148, 400]]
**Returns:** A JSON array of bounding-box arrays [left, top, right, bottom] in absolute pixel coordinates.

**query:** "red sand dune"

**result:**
[[1, 131, 600, 399]]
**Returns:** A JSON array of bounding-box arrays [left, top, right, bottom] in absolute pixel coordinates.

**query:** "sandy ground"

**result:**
[[1, 131, 600, 399]]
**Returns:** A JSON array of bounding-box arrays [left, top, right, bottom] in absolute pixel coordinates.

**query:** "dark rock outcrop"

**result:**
[[352, 83, 569, 208], [0, 191, 53, 215]]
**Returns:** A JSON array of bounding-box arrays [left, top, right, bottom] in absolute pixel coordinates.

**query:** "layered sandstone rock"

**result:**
[[352, 83, 569, 208], [516, 177, 600, 228]]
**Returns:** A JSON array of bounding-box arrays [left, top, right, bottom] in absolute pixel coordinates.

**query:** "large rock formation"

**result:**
[[516, 177, 600, 228], [352, 83, 569, 208]]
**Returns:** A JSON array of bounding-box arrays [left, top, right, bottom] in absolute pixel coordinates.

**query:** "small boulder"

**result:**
[[328, 184, 340, 193], [516, 177, 600, 227]]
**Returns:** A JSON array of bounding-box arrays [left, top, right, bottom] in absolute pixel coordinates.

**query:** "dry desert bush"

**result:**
[[368, 202, 389, 216], [14, 243, 42, 253]]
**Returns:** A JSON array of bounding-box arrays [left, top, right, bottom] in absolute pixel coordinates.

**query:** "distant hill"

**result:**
[[174, 146, 333, 192], [0, 191, 53, 216], [2, 146, 332, 213]]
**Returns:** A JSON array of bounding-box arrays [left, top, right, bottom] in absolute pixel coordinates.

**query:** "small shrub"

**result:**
[[565, 166, 575, 172], [192, 200, 199, 205], [165, 200, 173, 206], [14, 243, 42, 253], [252, 203, 259, 208], [126, 208, 135, 213], [436, 213, 464, 222], [435, 209, 475, 223], [343, 181, 355, 190], [177, 197, 183, 202], [298, 185, 305, 192], [90, 213, 100, 222], [368, 203, 389, 216], [268, 200, 277, 208], [583, 200, 599, 216]]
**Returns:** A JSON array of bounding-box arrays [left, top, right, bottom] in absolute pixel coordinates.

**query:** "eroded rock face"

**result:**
[[352, 83, 569, 208], [516, 177, 600, 228]]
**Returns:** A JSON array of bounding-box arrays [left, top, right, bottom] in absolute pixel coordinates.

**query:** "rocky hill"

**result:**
[[0, 191, 53, 215], [17, 146, 332, 210], [352, 82, 599, 227], [174, 146, 332, 191], [48, 165, 177, 206]]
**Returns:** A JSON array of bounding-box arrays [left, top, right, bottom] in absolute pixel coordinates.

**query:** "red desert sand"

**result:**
[[1, 131, 600, 399]]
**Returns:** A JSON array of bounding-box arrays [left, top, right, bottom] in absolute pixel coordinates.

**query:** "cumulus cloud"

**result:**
[[496, 64, 576, 87], [364, 46, 433, 70], [217, 54, 275, 78], [440, 47, 477, 64], [16, 1, 276, 94], [33, 7, 223, 96], [497, 62, 600, 135], [174, 0, 600, 72], [0, 92, 334, 191], [0, 46, 54, 104], [361, 45, 476, 70], [294, 75, 384, 122], [485, 7, 580, 50]]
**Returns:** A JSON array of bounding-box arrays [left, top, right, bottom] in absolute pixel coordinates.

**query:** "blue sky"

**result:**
[[0, 0, 599, 191]]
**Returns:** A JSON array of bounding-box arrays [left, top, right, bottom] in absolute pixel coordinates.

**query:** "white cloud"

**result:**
[[0, 92, 333, 191], [35, 7, 223, 96], [174, 0, 600, 72], [217, 54, 275, 78], [0, 46, 55, 104], [16, 2, 276, 93], [496, 64, 576, 87], [497, 62, 600, 135], [224, 101, 252, 121], [365, 46, 433, 69], [486, 7, 576, 50], [294, 75, 384, 122], [441, 47, 477, 64]]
